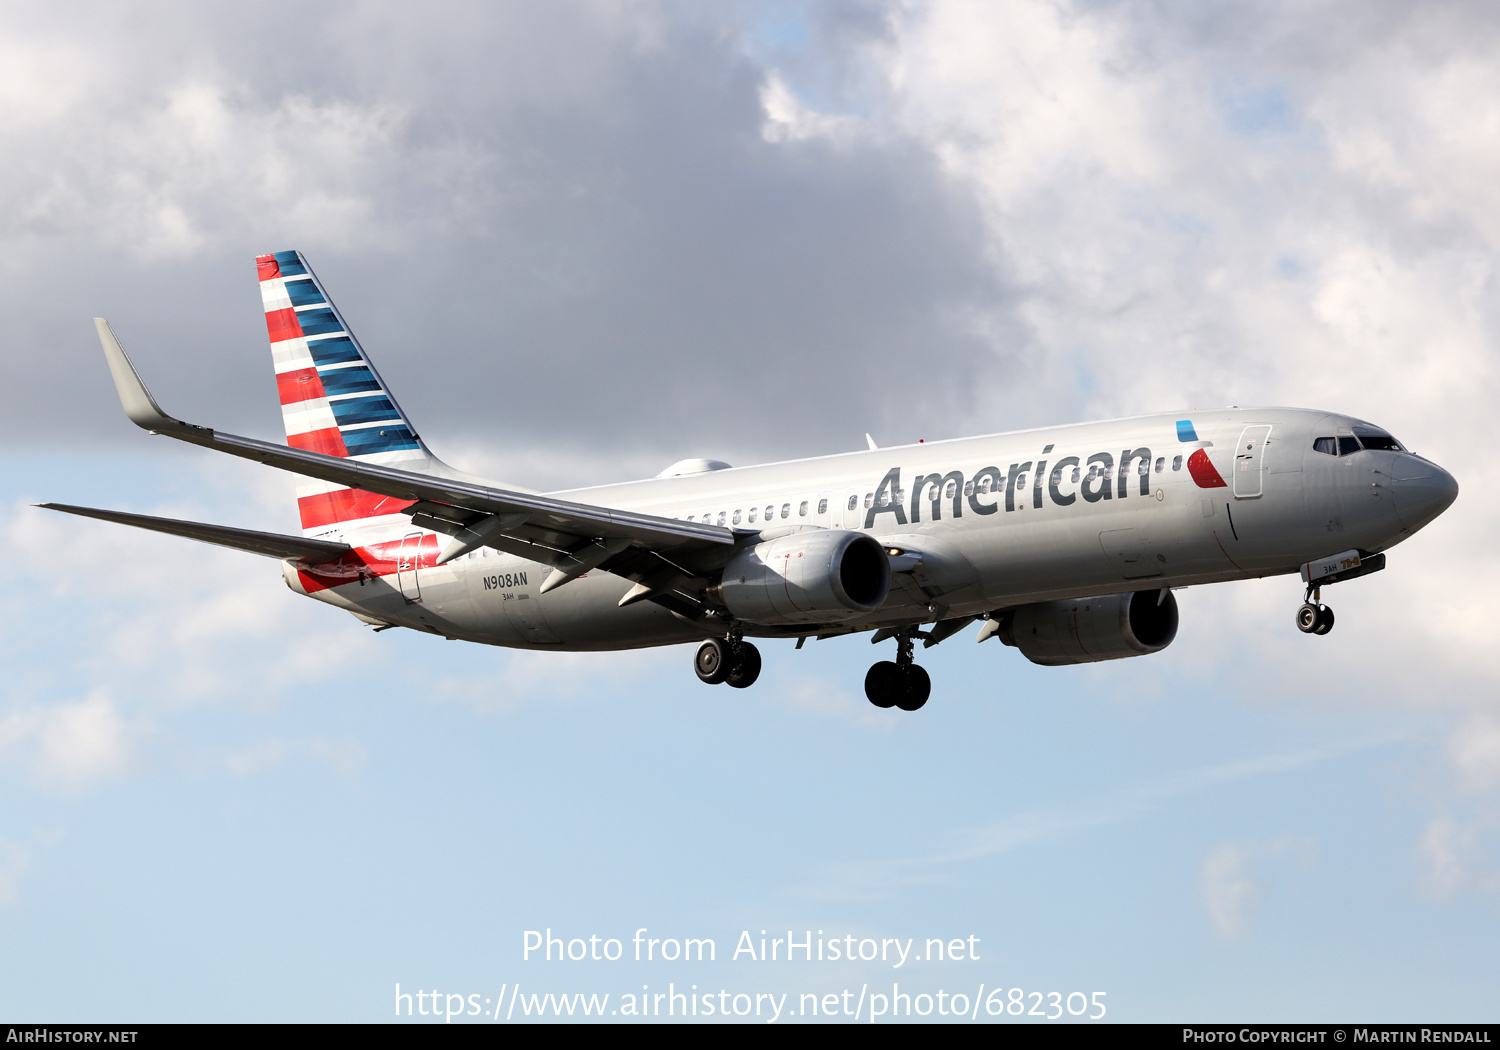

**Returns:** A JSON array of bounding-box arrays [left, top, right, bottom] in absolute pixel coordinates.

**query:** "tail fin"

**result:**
[[258, 249, 435, 534]]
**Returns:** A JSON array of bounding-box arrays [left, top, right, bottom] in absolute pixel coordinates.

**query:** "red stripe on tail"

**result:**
[[256, 255, 281, 281], [277, 367, 327, 405], [265, 307, 302, 343], [288, 427, 349, 457]]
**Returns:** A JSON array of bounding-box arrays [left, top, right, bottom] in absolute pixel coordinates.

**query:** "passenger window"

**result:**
[[944, 480, 957, 499], [765, 505, 774, 520], [1072, 467, 1081, 483], [978, 475, 992, 494], [748, 506, 758, 524], [864, 493, 874, 508], [1017, 472, 1027, 489], [1337, 436, 1361, 456], [781, 503, 791, 519], [818, 498, 828, 514], [1313, 437, 1337, 455], [1154, 457, 1165, 473], [717, 511, 726, 526], [732, 509, 742, 525], [799, 501, 808, 516], [847, 495, 858, 511], [1172, 455, 1182, 471], [1051, 468, 1063, 484], [1139, 459, 1149, 476]]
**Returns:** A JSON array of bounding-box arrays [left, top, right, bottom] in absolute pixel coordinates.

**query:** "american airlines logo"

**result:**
[[862, 424, 1226, 529]]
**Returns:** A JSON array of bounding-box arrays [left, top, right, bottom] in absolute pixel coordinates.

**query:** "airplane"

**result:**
[[41, 250, 1460, 712]]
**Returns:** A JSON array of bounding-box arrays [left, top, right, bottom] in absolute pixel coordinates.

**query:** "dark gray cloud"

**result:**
[[0, 1, 1018, 484]]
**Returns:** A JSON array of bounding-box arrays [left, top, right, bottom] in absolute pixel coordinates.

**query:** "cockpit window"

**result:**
[[1313, 437, 1337, 455], [1337, 436, 1361, 456], [1352, 426, 1404, 452]]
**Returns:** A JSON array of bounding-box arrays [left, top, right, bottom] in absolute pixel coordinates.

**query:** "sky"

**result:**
[[1, 0, 1498, 1024]]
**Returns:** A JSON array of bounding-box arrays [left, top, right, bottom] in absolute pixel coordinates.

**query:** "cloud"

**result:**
[[1201, 843, 1262, 939], [770, 672, 899, 730], [0, 1, 1010, 469], [1416, 812, 1500, 900], [1, 1, 1497, 932], [0, 692, 130, 787], [224, 736, 366, 777], [427, 644, 682, 716], [797, 741, 1357, 900], [1449, 715, 1500, 794], [0, 839, 27, 906], [1201, 836, 1317, 939]]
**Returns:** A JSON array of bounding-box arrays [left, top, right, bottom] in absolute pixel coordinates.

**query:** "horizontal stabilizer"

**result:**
[[37, 503, 351, 563]]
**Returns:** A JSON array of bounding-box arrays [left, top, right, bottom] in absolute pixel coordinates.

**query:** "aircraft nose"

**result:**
[[1391, 456, 1459, 533]]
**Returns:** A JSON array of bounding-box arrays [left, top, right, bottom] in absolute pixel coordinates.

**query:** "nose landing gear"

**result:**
[[694, 631, 762, 689], [1296, 587, 1335, 635], [864, 628, 931, 711]]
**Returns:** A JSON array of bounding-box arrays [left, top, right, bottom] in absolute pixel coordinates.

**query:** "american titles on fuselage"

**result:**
[[676, 420, 1405, 534]]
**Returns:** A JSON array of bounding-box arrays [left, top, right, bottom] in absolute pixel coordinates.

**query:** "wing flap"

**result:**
[[38, 503, 352, 563]]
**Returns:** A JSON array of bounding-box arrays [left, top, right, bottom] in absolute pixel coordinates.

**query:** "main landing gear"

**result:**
[[694, 634, 762, 689], [1296, 586, 1335, 635], [864, 628, 930, 712]]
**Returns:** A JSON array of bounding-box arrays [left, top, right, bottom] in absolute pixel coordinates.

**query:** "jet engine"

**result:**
[[713, 530, 890, 625], [995, 590, 1178, 666]]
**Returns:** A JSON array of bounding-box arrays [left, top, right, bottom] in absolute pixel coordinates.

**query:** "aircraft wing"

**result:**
[[93, 319, 735, 570], [38, 502, 352, 563]]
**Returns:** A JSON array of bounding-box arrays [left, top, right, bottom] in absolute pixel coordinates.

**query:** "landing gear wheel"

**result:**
[[895, 664, 931, 712], [1296, 603, 1321, 634], [1313, 605, 1335, 635], [865, 661, 900, 708], [694, 639, 730, 684], [726, 643, 762, 689]]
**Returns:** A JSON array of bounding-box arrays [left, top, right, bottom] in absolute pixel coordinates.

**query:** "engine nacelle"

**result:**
[[997, 590, 1178, 666], [715, 530, 890, 625]]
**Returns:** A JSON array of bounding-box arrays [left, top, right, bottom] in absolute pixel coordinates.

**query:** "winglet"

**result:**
[[865, 433, 879, 451], [93, 318, 193, 434]]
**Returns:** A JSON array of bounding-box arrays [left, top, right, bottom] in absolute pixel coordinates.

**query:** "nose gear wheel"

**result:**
[[1296, 602, 1335, 635]]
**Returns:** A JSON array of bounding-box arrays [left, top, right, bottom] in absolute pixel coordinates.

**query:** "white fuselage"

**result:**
[[285, 407, 1454, 650]]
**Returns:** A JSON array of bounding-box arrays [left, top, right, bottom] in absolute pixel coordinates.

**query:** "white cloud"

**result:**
[[1201, 842, 1262, 939], [224, 736, 366, 777], [770, 672, 899, 730], [752, 0, 1500, 706], [1450, 715, 1500, 793], [0, 692, 130, 787], [430, 644, 680, 716], [0, 839, 27, 906], [3, 482, 384, 713], [1201, 836, 1316, 939], [1416, 811, 1500, 900], [797, 745, 1345, 900], [760, 73, 864, 144]]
